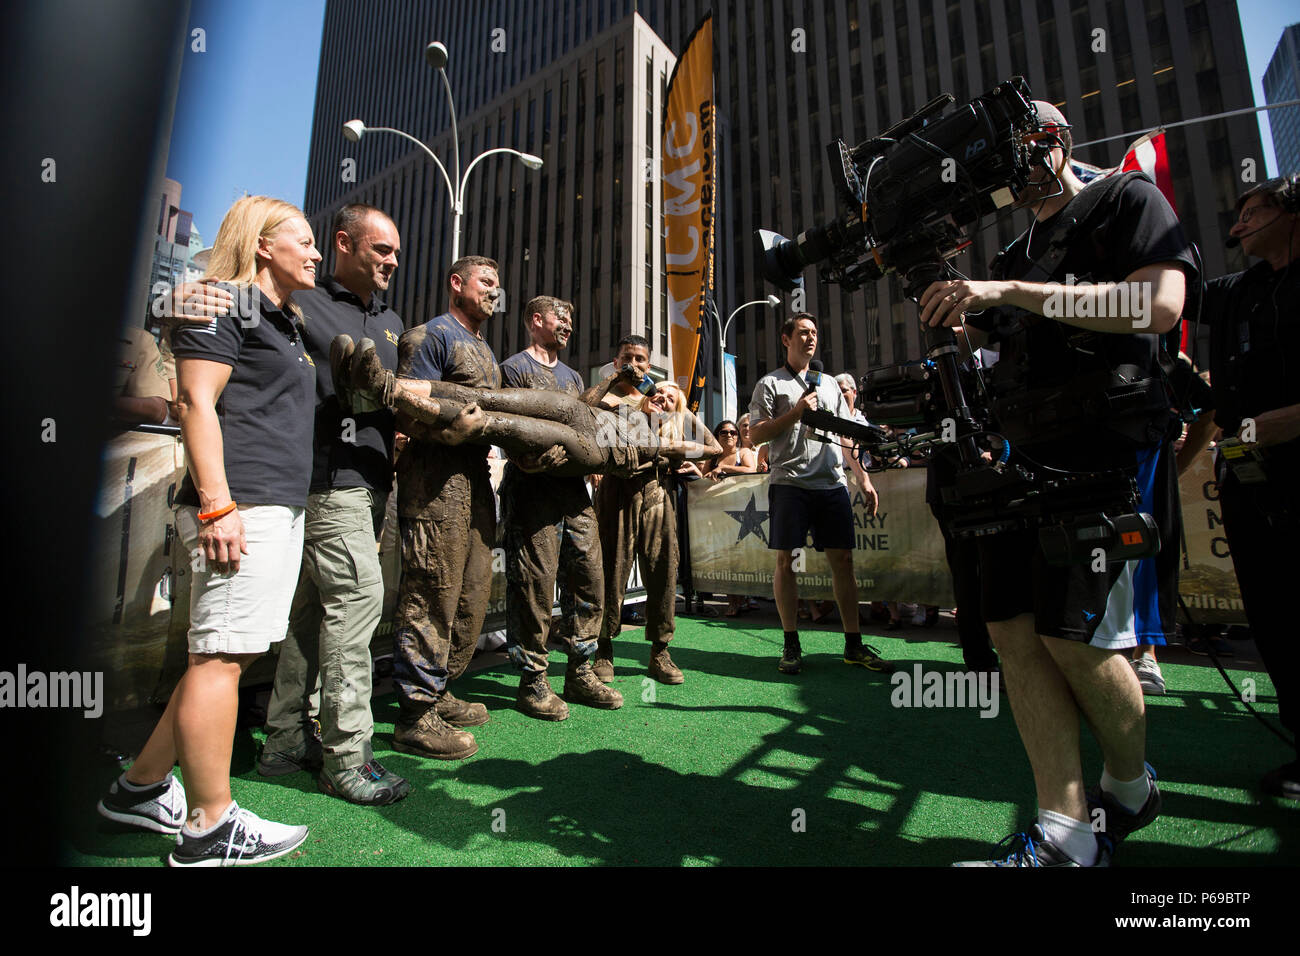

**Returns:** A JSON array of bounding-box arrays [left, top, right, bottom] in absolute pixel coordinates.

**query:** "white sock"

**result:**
[[1101, 767, 1151, 814], [1038, 809, 1098, 866], [185, 800, 237, 836], [119, 771, 168, 792]]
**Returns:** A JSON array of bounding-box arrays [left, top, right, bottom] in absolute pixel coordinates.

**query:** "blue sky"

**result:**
[[165, 0, 326, 244], [165, 1, 1296, 244]]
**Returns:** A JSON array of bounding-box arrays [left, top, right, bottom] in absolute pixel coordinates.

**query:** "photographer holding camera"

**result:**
[[919, 102, 1195, 866], [1201, 175, 1300, 799]]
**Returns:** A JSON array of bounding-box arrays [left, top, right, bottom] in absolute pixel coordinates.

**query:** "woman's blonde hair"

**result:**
[[642, 381, 688, 442], [203, 195, 308, 318]]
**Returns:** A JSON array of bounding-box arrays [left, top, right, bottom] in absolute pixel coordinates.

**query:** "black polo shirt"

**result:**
[[297, 275, 403, 495], [172, 283, 316, 508], [1205, 259, 1300, 466]]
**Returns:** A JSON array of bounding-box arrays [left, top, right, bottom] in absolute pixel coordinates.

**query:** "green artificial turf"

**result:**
[[66, 617, 1297, 866]]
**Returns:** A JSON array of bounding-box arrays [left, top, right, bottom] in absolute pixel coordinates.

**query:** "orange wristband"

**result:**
[[198, 501, 238, 522]]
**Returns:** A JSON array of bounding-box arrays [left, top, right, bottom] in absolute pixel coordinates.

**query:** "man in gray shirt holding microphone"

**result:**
[[749, 312, 893, 676]]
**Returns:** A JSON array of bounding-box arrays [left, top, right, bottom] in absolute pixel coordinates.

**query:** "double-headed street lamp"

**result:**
[[342, 41, 542, 265], [715, 295, 782, 421]]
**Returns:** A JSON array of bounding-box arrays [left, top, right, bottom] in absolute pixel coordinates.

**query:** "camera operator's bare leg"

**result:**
[[987, 615, 1089, 822], [1043, 637, 1147, 783]]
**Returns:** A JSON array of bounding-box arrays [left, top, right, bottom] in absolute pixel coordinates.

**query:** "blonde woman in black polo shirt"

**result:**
[[97, 196, 319, 866]]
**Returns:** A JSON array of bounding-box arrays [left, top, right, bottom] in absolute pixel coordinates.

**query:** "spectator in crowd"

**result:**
[[97, 196, 318, 865]]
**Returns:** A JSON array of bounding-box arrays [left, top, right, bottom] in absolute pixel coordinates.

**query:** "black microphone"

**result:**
[[803, 359, 823, 395]]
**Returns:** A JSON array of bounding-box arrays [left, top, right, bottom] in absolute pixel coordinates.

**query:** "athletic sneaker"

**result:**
[[1260, 760, 1300, 800], [168, 804, 308, 867], [953, 824, 1110, 867], [1088, 762, 1161, 846], [318, 758, 411, 806], [97, 772, 187, 835], [843, 643, 895, 673], [778, 642, 802, 675], [1131, 657, 1166, 695]]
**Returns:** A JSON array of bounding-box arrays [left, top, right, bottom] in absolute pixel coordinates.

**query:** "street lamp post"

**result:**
[[341, 41, 542, 266], [716, 295, 781, 422]]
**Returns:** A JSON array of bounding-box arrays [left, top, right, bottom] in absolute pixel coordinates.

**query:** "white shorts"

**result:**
[[177, 504, 305, 656]]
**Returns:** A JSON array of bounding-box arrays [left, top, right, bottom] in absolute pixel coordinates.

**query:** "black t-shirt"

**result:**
[[972, 176, 1196, 382], [172, 283, 316, 508], [297, 276, 403, 495], [1204, 261, 1300, 458], [968, 175, 1196, 460]]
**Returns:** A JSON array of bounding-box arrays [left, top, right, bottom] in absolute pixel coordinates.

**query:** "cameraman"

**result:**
[[919, 102, 1194, 866], [1202, 176, 1300, 799]]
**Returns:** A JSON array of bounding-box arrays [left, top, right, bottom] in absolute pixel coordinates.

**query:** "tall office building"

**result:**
[[1263, 22, 1300, 176], [306, 2, 678, 380], [147, 177, 193, 323], [305, 1, 1264, 399]]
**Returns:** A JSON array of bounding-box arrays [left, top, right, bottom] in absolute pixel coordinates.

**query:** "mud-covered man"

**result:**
[[388, 255, 503, 760], [499, 296, 624, 719], [588, 334, 685, 685]]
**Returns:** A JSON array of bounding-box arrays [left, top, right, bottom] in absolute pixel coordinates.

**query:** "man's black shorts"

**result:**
[[977, 442, 1173, 648], [767, 483, 855, 552]]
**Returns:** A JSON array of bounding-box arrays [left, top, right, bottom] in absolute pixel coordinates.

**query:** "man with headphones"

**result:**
[[918, 102, 1196, 866], [1203, 174, 1300, 800]]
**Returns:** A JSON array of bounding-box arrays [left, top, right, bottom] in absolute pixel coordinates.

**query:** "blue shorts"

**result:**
[[767, 483, 855, 552]]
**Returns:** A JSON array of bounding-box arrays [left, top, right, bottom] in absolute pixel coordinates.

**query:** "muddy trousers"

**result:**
[[595, 472, 677, 645], [501, 470, 604, 674], [393, 472, 496, 712], [263, 487, 384, 772]]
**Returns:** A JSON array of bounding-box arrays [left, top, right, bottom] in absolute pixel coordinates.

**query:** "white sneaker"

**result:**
[[97, 772, 187, 835], [168, 803, 308, 867], [1131, 657, 1166, 696]]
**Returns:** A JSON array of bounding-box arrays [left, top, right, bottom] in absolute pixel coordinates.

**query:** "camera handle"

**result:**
[[904, 260, 984, 470]]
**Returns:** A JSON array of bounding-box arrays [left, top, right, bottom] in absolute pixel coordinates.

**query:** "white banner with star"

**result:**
[[685, 456, 1246, 619], [685, 470, 955, 603]]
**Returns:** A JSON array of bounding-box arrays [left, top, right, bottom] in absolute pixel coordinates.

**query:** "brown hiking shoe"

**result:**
[[393, 706, 478, 760], [517, 671, 569, 721], [436, 690, 489, 727], [563, 663, 624, 709], [591, 638, 615, 683], [648, 642, 684, 684]]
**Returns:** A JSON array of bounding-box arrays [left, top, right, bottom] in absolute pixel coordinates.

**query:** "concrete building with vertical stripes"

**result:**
[[305, 1, 1264, 398]]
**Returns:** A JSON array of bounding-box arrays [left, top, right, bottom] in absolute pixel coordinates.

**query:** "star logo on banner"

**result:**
[[725, 493, 769, 545]]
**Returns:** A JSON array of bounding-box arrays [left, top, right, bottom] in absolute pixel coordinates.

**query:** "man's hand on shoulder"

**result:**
[[168, 280, 234, 322]]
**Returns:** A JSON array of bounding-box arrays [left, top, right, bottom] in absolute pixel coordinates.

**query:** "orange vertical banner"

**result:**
[[663, 12, 715, 408]]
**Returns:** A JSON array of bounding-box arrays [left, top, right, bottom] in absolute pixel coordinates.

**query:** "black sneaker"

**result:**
[[318, 758, 411, 806], [168, 803, 308, 867], [1088, 762, 1161, 846], [953, 824, 1109, 867], [778, 642, 802, 675], [843, 643, 895, 673], [258, 726, 324, 777], [97, 772, 186, 835]]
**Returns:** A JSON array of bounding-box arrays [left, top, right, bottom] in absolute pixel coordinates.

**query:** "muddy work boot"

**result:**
[[648, 641, 684, 685], [591, 638, 615, 683], [563, 662, 624, 710], [436, 690, 490, 727], [393, 705, 478, 761], [517, 671, 569, 721]]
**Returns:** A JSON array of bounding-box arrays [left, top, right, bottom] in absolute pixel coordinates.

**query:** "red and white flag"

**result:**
[[1117, 130, 1177, 214]]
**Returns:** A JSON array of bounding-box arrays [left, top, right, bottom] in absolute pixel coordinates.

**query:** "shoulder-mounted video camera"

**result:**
[[755, 78, 1162, 567]]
